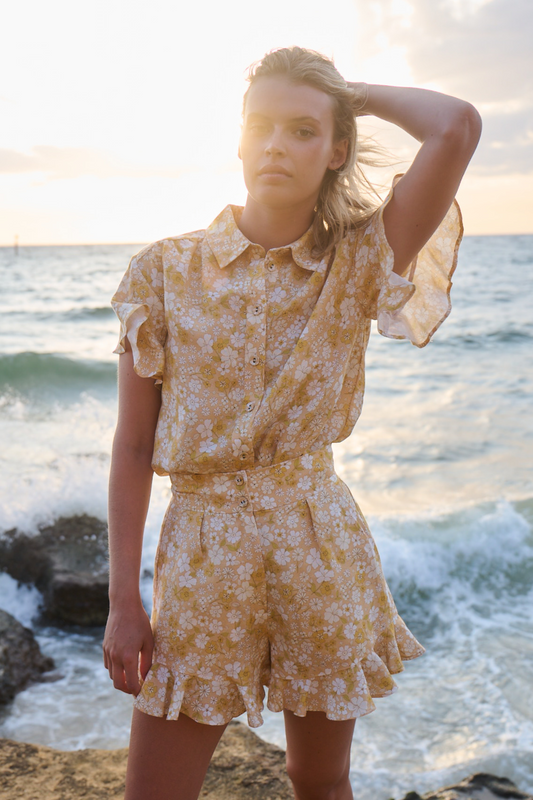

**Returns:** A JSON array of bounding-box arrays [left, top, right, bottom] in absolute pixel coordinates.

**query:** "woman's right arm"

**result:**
[[102, 339, 162, 696]]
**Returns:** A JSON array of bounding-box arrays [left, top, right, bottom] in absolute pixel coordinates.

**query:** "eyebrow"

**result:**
[[246, 112, 323, 127]]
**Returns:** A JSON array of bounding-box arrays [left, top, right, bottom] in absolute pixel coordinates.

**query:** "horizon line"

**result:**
[[2, 231, 533, 248]]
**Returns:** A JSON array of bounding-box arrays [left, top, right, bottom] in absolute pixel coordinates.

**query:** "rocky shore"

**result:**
[[0, 515, 109, 627], [1, 516, 532, 800], [0, 721, 532, 800]]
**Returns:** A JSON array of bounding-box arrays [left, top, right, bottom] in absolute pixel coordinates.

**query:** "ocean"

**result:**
[[0, 235, 532, 800]]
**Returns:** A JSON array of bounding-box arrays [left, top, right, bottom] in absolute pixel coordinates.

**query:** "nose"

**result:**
[[265, 127, 285, 156]]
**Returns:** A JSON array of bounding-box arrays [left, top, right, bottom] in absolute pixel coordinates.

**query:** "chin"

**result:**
[[248, 185, 303, 210]]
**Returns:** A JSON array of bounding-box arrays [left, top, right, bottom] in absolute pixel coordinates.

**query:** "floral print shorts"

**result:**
[[134, 447, 425, 727]]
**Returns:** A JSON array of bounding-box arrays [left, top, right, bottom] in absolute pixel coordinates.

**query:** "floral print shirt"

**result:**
[[112, 190, 462, 476]]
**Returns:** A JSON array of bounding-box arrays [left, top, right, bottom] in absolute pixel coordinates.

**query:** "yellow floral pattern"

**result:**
[[112, 189, 462, 727]]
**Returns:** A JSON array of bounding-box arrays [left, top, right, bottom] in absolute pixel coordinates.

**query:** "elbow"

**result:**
[[112, 430, 155, 467], [442, 102, 482, 156]]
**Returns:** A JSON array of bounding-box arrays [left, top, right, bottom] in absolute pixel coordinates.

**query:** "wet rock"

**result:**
[[0, 610, 55, 705], [396, 772, 533, 800], [0, 515, 109, 627], [0, 720, 293, 800]]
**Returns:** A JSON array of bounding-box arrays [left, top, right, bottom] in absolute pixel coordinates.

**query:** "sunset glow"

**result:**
[[1, 0, 531, 244]]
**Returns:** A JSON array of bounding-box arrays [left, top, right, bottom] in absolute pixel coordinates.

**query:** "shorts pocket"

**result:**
[[158, 494, 207, 567]]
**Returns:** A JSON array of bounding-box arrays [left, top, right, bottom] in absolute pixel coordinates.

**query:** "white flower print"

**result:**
[[274, 548, 291, 566], [271, 286, 287, 303], [220, 346, 238, 368], [229, 627, 246, 643], [237, 562, 254, 581], [332, 678, 346, 695], [178, 572, 197, 589], [196, 419, 213, 438], [324, 603, 342, 624], [225, 526, 242, 544], [225, 662, 242, 680], [210, 544, 225, 565], [337, 645, 353, 660], [228, 295, 244, 313], [235, 584, 254, 602], [344, 623, 357, 639], [315, 565, 334, 583], [197, 334, 214, 353], [116, 196, 451, 726], [306, 548, 321, 570], [180, 610, 197, 630], [261, 496, 277, 510], [294, 359, 311, 381]]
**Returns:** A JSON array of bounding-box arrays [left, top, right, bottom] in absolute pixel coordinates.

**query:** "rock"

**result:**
[[0, 610, 55, 705], [0, 515, 109, 627], [0, 738, 127, 800], [0, 726, 531, 800], [200, 720, 292, 799], [0, 720, 293, 800], [397, 772, 533, 800]]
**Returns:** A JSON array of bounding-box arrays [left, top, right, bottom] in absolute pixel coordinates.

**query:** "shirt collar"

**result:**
[[205, 205, 321, 272]]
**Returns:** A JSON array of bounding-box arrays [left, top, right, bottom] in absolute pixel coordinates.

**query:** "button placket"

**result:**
[[236, 260, 267, 464]]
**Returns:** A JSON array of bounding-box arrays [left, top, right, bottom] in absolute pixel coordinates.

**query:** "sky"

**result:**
[[0, 0, 532, 245]]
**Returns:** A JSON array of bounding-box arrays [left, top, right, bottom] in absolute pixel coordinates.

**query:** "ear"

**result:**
[[328, 138, 348, 171], [238, 126, 243, 161]]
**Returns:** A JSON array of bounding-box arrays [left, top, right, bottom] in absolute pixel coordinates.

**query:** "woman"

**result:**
[[103, 47, 481, 800]]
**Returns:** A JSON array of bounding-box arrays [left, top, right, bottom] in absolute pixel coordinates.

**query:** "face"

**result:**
[[239, 76, 348, 213]]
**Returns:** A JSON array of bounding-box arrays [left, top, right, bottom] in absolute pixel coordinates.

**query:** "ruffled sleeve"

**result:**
[[111, 242, 166, 383], [359, 178, 463, 348]]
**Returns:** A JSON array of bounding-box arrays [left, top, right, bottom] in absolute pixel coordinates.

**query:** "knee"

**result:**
[[286, 755, 350, 800]]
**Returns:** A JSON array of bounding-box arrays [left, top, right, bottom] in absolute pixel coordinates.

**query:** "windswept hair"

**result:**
[[244, 47, 384, 256]]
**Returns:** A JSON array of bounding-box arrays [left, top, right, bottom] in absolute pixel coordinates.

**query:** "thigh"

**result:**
[[125, 707, 228, 800], [283, 709, 355, 784]]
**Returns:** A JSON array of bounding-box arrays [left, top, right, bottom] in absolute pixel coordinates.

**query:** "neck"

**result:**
[[238, 196, 315, 252]]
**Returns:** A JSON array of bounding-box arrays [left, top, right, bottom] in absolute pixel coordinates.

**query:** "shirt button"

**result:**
[[250, 356, 258, 366], [267, 263, 275, 272], [252, 305, 262, 316], [239, 497, 248, 508], [235, 475, 244, 485], [240, 452, 247, 460], [246, 402, 254, 412]]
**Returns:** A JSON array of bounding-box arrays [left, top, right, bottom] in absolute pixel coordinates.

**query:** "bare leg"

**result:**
[[125, 708, 228, 800], [284, 709, 356, 800]]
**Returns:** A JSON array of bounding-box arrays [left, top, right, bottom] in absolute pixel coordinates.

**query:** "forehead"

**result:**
[[244, 76, 334, 126]]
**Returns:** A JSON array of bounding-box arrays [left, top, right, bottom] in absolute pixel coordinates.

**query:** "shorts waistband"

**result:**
[[169, 447, 335, 514]]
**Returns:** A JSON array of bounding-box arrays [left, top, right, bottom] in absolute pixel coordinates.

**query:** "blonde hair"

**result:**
[[244, 47, 382, 256]]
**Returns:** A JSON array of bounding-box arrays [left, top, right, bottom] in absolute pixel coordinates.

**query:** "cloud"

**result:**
[[0, 146, 187, 180], [355, 0, 533, 174]]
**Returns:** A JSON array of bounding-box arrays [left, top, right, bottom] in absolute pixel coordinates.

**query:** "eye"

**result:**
[[295, 127, 315, 138], [246, 122, 269, 134]]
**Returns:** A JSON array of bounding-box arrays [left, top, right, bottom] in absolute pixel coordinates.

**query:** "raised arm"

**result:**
[[103, 340, 162, 696], [351, 83, 482, 276]]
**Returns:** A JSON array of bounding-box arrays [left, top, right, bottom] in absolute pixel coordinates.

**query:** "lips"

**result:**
[[258, 165, 291, 176]]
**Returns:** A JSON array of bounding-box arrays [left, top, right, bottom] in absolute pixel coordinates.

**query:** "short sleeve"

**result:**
[[111, 242, 166, 383], [359, 178, 463, 348]]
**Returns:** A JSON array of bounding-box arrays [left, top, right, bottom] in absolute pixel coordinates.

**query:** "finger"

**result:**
[[139, 640, 154, 682], [111, 661, 132, 694], [123, 656, 141, 696]]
